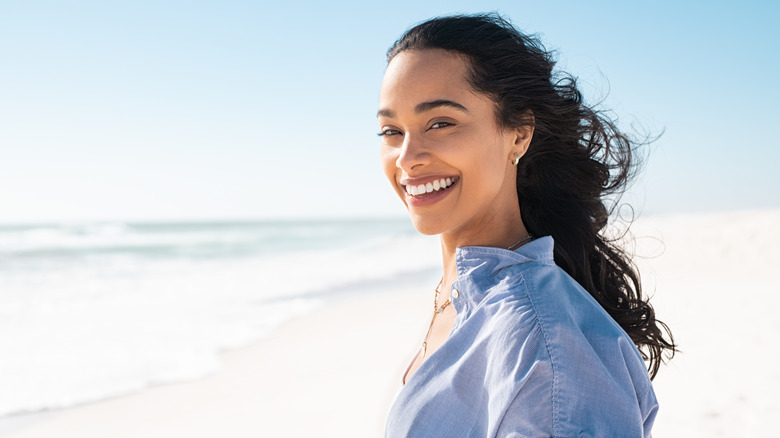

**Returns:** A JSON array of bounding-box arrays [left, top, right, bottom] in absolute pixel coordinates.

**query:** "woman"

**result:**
[[377, 14, 675, 437]]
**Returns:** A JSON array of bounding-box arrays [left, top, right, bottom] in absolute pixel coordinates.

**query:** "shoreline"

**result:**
[[3, 209, 779, 436], [2, 277, 436, 437]]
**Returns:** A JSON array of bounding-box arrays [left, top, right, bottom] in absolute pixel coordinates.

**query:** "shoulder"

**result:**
[[484, 263, 658, 436], [531, 265, 656, 436], [452, 241, 657, 436]]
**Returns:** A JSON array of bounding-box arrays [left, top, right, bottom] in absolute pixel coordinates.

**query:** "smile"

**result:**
[[404, 177, 457, 197]]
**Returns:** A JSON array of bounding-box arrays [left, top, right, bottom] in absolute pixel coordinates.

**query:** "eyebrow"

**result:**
[[415, 99, 469, 114], [376, 99, 469, 118]]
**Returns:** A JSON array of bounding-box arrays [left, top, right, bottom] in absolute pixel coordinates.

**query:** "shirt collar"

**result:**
[[450, 236, 555, 310], [455, 235, 555, 278]]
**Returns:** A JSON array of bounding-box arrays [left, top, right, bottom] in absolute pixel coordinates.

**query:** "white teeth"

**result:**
[[405, 177, 456, 196]]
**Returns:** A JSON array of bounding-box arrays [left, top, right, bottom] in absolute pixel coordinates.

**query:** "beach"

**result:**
[[2, 209, 779, 436], [1, 282, 433, 437]]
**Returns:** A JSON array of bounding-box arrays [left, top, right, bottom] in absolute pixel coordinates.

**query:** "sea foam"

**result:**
[[0, 219, 439, 417]]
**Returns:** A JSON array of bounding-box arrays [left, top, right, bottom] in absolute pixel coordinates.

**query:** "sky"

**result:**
[[1, 0, 778, 222]]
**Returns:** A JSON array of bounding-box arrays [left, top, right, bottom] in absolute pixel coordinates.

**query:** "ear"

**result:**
[[512, 123, 534, 159], [509, 111, 535, 161]]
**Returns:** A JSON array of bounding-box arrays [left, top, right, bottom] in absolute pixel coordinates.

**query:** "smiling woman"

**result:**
[[377, 14, 676, 437], [378, 48, 531, 238]]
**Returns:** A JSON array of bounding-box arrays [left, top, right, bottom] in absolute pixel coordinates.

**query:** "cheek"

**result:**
[[380, 146, 399, 186], [463, 146, 509, 195]]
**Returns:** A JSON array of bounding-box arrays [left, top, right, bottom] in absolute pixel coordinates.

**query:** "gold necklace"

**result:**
[[403, 234, 534, 384], [419, 234, 533, 358], [421, 279, 451, 359], [507, 233, 534, 250]]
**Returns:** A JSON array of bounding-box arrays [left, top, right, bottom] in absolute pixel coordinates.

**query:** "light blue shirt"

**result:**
[[385, 236, 657, 437]]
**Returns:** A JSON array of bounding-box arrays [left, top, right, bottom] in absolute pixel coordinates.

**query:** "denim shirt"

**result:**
[[385, 236, 657, 437]]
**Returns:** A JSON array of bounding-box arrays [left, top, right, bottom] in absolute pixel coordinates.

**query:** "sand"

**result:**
[[632, 210, 780, 437], [3, 209, 779, 437], [1, 280, 434, 438]]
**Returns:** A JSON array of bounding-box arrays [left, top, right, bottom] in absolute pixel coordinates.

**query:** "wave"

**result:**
[[0, 219, 415, 259], [0, 218, 438, 418]]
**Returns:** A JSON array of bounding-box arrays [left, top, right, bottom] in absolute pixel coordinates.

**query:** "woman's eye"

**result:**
[[378, 129, 402, 137], [429, 121, 453, 130]]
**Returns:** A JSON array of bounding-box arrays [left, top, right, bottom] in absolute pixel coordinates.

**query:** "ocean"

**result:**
[[0, 219, 438, 418]]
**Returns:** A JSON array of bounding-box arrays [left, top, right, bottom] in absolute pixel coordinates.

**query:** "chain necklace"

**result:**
[[420, 279, 450, 359], [403, 233, 534, 384], [420, 233, 533, 358], [506, 233, 534, 251]]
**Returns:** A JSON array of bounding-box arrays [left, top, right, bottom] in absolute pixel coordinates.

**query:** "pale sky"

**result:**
[[1, 1, 778, 222]]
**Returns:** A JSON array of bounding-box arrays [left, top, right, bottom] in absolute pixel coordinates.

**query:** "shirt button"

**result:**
[[451, 288, 460, 299]]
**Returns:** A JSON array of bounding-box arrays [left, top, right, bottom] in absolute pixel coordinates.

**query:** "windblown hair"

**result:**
[[388, 13, 675, 378]]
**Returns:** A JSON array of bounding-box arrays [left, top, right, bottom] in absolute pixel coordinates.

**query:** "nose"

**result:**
[[395, 133, 430, 172]]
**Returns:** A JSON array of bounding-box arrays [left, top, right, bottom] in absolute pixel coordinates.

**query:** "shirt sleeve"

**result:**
[[493, 360, 555, 438], [495, 385, 656, 438], [493, 361, 658, 438]]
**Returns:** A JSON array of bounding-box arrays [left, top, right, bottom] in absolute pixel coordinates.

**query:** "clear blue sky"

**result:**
[[1, 1, 778, 222]]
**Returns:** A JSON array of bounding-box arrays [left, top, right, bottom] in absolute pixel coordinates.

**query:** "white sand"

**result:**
[[1, 281, 434, 438], [632, 209, 780, 437], [3, 209, 779, 437]]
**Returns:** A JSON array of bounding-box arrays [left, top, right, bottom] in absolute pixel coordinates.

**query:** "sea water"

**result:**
[[0, 219, 438, 418]]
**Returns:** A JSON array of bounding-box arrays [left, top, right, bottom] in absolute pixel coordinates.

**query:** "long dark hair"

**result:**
[[387, 13, 675, 378]]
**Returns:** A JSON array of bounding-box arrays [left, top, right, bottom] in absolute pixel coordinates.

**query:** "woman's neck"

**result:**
[[438, 211, 529, 299]]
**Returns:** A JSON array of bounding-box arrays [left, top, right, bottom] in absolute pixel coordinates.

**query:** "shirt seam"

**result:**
[[493, 322, 544, 436], [637, 377, 654, 405], [457, 245, 555, 265], [519, 268, 562, 437]]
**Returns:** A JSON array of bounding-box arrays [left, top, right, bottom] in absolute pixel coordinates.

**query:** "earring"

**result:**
[[512, 153, 520, 166]]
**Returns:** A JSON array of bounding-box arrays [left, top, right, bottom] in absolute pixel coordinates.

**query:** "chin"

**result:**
[[408, 212, 446, 236]]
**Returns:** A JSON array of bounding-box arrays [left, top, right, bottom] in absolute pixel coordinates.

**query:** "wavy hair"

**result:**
[[387, 13, 675, 378]]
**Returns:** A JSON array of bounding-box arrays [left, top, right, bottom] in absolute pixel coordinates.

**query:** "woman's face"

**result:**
[[378, 49, 528, 238]]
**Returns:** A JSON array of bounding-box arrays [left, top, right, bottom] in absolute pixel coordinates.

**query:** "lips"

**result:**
[[404, 177, 456, 196], [400, 176, 459, 208]]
